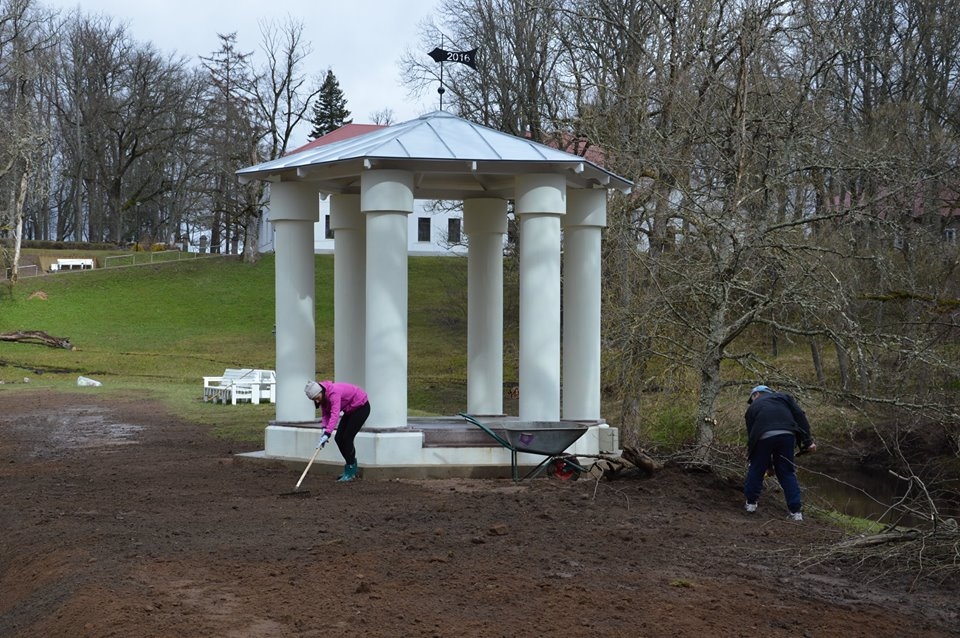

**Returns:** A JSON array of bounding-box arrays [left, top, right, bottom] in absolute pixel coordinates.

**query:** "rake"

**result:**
[[279, 445, 323, 497]]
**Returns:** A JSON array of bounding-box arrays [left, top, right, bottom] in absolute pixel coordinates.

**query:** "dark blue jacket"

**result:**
[[744, 392, 813, 455]]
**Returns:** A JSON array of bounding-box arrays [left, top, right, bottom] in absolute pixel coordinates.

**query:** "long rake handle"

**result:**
[[294, 445, 323, 490]]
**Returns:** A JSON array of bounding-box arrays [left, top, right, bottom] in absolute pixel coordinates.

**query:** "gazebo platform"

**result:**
[[236, 418, 620, 480]]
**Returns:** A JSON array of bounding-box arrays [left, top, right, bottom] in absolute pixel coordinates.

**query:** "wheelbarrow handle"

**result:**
[[458, 412, 513, 449]]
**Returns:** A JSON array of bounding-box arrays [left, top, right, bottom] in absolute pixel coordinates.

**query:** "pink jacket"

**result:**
[[314, 381, 369, 434]]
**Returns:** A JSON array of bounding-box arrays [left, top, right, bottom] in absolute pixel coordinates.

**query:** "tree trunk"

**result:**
[[243, 213, 261, 264], [833, 338, 851, 391], [694, 344, 723, 466], [11, 162, 30, 284], [809, 337, 826, 386]]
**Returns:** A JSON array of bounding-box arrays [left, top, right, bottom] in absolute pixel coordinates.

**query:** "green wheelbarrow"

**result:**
[[459, 412, 590, 481]]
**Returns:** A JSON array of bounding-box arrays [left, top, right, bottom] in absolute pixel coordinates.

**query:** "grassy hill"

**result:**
[[0, 253, 484, 441], [0, 250, 870, 450]]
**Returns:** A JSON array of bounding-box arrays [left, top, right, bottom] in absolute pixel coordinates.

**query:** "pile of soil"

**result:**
[[1, 391, 957, 637]]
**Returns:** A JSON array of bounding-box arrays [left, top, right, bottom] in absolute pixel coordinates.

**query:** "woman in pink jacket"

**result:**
[[304, 380, 370, 482]]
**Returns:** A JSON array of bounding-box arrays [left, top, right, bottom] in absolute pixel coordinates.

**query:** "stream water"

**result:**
[[801, 467, 959, 526]]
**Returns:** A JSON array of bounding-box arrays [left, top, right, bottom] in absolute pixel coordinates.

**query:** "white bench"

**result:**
[[255, 369, 277, 404], [203, 368, 276, 405], [50, 258, 95, 272]]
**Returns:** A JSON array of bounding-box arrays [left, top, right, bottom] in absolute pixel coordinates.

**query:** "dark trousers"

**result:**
[[744, 433, 802, 513], [334, 401, 370, 465]]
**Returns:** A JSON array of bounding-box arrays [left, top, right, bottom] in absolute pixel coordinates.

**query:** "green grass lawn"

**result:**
[[0, 250, 851, 448], [0, 253, 475, 442]]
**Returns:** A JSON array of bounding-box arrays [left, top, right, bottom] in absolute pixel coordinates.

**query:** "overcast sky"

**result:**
[[46, 0, 443, 146]]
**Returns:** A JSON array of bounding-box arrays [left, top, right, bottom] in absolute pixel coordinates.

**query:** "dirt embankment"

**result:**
[[0, 391, 957, 638]]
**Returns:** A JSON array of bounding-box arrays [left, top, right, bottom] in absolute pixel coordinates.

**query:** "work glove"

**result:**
[[317, 433, 330, 449]]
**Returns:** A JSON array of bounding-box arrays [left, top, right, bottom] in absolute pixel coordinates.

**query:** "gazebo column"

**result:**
[[270, 181, 321, 423], [562, 189, 607, 421], [464, 197, 508, 415], [329, 194, 365, 387], [361, 170, 413, 429], [515, 174, 566, 421]]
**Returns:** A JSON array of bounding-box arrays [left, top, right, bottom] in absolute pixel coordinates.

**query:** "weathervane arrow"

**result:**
[[428, 46, 478, 70]]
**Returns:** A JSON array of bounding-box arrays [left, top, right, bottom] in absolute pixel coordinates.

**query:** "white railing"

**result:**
[[2, 251, 228, 280], [3, 264, 39, 280], [102, 250, 224, 269]]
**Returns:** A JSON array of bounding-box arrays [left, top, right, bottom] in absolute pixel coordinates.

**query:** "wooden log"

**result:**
[[0, 330, 74, 350], [594, 448, 662, 479], [621, 446, 663, 475], [836, 530, 921, 549]]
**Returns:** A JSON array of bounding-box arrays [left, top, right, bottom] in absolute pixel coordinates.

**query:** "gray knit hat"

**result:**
[[304, 380, 323, 400]]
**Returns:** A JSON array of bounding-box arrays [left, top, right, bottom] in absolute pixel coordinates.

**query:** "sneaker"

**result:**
[[745, 502, 758, 513], [788, 512, 803, 521]]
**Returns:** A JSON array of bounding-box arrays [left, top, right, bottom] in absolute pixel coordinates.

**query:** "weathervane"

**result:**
[[428, 38, 478, 110]]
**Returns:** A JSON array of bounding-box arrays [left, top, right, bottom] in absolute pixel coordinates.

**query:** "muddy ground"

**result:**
[[1, 391, 957, 637]]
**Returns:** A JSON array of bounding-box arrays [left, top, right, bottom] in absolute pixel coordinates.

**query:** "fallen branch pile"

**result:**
[[810, 522, 959, 588], [803, 468, 960, 588], [0, 330, 74, 350]]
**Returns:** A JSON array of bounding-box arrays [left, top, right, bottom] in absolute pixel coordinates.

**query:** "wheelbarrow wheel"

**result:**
[[549, 457, 581, 481]]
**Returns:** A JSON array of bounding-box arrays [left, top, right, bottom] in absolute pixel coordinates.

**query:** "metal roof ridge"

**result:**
[[236, 111, 633, 194]]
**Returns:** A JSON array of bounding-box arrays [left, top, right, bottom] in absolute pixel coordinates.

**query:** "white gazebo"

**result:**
[[236, 110, 632, 477]]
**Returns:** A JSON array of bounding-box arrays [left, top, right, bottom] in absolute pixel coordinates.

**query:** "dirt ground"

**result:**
[[1, 392, 957, 638]]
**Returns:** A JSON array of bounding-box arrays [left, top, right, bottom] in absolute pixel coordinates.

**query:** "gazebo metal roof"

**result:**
[[237, 110, 632, 200]]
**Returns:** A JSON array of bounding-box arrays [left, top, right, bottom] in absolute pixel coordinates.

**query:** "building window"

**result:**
[[324, 215, 333, 239], [447, 218, 461, 244], [417, 218, 431, 242], [945, 228, 957, 244]]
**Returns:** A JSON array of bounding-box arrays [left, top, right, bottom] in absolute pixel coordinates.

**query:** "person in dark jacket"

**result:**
[[743, 385, 816, 520]]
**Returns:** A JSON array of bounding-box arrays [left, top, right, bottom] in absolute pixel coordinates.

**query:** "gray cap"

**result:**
[[747, 385, 772, 404]]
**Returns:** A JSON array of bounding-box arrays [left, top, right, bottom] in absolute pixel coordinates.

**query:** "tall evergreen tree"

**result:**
[[308, 69, 351, 139]]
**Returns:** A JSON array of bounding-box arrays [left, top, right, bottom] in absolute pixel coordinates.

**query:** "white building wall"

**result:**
[[258, 195, 467, 256]]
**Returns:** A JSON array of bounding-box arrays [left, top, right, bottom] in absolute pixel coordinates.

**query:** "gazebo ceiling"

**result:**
[[236, 110, 632, 200]]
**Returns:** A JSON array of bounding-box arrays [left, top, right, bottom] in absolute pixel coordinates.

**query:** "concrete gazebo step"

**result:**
[[274, 417, 508, 448], [412, 420, 505, 448], [274, 416, 606, 449], [251, 419, 617, 479]]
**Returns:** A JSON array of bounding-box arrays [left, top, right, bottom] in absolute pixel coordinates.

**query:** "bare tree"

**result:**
[[0, 0, 51, 282], [245, 17, 323, 263], [370, 108, 395, 125], [420, 0, 960, 467], [45, 13, 199, 246], [402, 0, 571, 138], [200, 33, 260, 255]]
